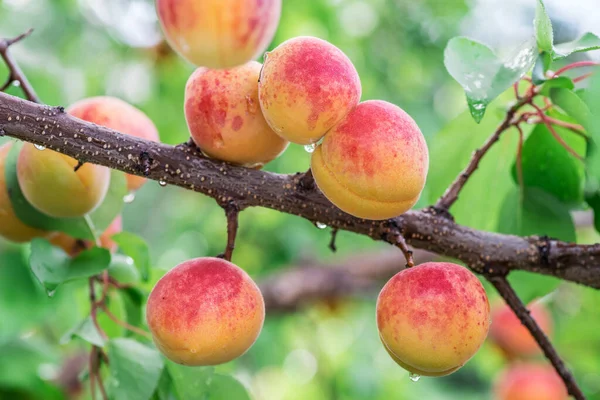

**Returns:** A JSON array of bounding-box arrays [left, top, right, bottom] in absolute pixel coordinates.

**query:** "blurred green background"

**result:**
[[1, 0, 600, 399]]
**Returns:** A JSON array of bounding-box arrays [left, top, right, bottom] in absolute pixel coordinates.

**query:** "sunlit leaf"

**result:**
[[554, 32, 600, 60], [534, 0, 553, 52]]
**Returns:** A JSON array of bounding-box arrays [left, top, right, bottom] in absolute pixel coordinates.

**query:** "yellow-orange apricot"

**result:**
[[311, 100, 428, 220], [185, 62, 288, 167], [67, 97, 159, 192], [146, 257, 264, 366], [377, 262, 490, 377], [258, 36, 362, 145], [48, 216, 123, 256], [0, 144, 48, 243], [489, 301, 552, 359], [17, 144, 110, 218], [155, 0, 281, 68], [494, 364, 568, 400]]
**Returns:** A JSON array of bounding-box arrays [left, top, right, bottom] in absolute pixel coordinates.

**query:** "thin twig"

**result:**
[[96, 366, 108, 400], [88, 278, 107, 341], [100, 304, 152, 339], [74, 161, 84, 172], [329, 228, 339, 252], [0, 29, 39, 102], [486, 273, 585, 400], [554, 61, 600, 77], [573, 72, 595, 84], [222, 203, 239, 261], [534, 115, 588, 140], [515, 124, 524, 203], [89, 347, 97, 400], [531, 104, 584, 161]]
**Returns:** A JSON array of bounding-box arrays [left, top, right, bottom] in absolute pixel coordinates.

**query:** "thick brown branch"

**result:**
[[2, 93, 600, 287], [486, 273, 585, 400], [0, 30, 39, 103]]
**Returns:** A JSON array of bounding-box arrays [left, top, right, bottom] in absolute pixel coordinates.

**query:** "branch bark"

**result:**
[[2, 92, 600, 288]]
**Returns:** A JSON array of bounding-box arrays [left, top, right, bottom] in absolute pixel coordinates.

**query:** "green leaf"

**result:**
[[551, 87, 592, 130], [108, 338, 164, 400], [532, 52, 553, 85], [444, 37, 536, 123], [538, 77, 574, 97], [109, 254, 141, 285], [507, 271, 561, 305], [554, 32, 600, 60], [586, 191, 600, 233], [534, 0, 553, 52], [167, 362, 250, 400], [511, 117, 586, 205], [497, 186, 576, 242], [428, 99, 526, 231], [4, 143, 127, 239], [60, 317, 106, 347], [29, 238, 111, 293], [120, 287, 145, 336], [112, 232, 151, 282]]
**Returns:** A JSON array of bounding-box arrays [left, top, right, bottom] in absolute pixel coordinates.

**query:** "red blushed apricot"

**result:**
[[156, 0, 281, 68], [311, 100, 428, 220], [489, 302, 552, 359], [0, 144, 48, 243], [258, 36, 362, 145], [68, 97, 159, 192], [146, 257, 265, 366], [48, 216, 122, 256], [376, 262, 490, 377], [17, 144, 110, 218], [185, 62, 289, 167], [494, 364, 568, 400]]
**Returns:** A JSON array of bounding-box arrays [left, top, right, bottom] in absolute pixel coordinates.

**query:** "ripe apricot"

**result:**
[[377, 262, 490, 377], [258, 36, 362, 145], [494, 364, 568, 400], [489, 301, 552, 359], [185, 62, 288, 167], [155, 0, 281, 68], [311, 100, 428, 220], [146, 257, 264, 366], [67, 97, 159, 192], [48, 216, 122, 256], [0, 144, 48, 243], [17, 144, 110, 218]]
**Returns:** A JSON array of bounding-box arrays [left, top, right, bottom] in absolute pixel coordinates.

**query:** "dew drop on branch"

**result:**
[[34, 144, 46, 151], [316, 222, 327, 229], [158, 180, 167, 187]]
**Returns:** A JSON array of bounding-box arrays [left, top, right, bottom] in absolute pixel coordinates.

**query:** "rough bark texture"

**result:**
[[1, 92, 599, 288]]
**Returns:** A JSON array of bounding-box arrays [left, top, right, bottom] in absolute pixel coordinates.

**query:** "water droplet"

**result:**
[[409, 373, 421, 382], [13, 81, 21, 87], [159, 180, 167, 187], [316, 222, 327, 229], [304, 143, 316, 153], [123, 192, 136, 204], [47, 289, 56, 298], [34, 144, 46, 151]]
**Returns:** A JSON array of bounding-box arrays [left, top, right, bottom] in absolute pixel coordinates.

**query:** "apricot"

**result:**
[[311, 100, 428, 220], [185, 62, 289, 167], [377, 262, 490, 377], [67, 97, 159, 192], [489, 301, 552, 359], [146, 257, 264, 366], [494, 364, 568, 400], [48, 216, 122, 256], [0, 144, 48, 243], [17, 144, 110, 218], [155, 0, 281, 68], [258, 36, 362, 145]]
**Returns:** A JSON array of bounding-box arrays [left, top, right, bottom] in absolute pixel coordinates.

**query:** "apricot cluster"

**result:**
[[146, 257, 265, 366], [0, 97, 156, 254], [377, 262, 490, 377]]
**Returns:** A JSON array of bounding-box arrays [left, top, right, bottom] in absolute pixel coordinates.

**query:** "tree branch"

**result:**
[[2, 92, 600, 288], [485, 271, 585, 400], [0, 29, 39, 103]]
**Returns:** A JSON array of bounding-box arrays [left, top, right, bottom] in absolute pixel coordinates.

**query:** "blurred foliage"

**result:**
[[1, 0, 600, 399]]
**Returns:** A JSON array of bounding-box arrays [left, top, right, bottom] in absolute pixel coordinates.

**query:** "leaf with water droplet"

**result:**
[[29, 239, 111, 294], [444, 37, 536, 123]]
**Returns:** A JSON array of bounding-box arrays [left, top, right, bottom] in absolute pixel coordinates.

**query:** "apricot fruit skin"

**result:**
[[48, 216, 122, 256], [155, 0, 281, 68], [67, 97, 159, 192], [146, 257, 265, 366], [17, 144, 110, 218], [311, 100, 428, 220], [258, 36, 362, 145], [376, 262, 490, 377], [494, 364, 568, 400], [0, 144, 48, 243], [185, 62, 288, 167], [489, 302, 552, 359]]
